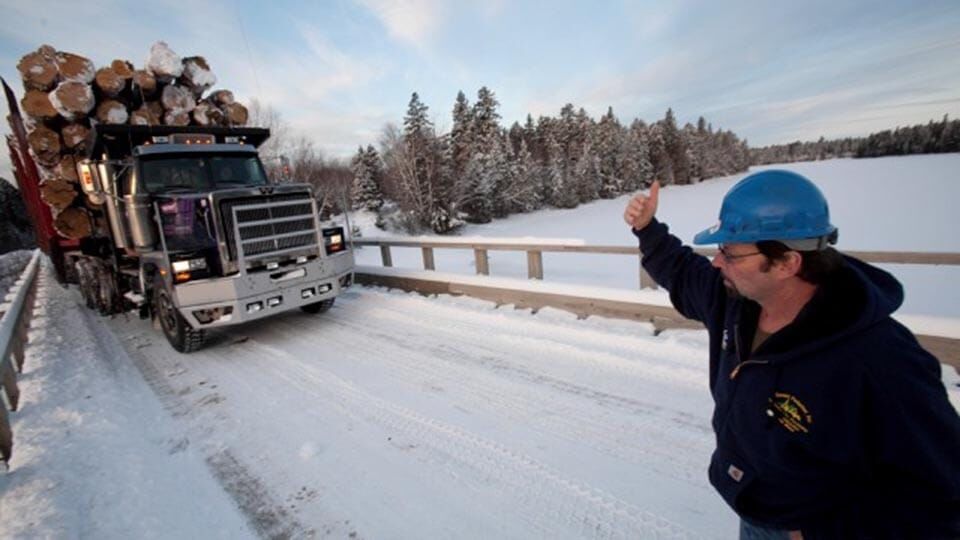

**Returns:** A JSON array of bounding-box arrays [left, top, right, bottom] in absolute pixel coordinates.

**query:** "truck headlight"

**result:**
[[172, 257, 209, 283], [323, 227, 346, 254], [172, 257, 208, 273]]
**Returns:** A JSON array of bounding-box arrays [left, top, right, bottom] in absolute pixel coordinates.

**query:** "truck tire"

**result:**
[[94, 262, 120, 315], [76, 259, 97, 310], [153, 279, 206, 353], [301, 298, 335, 314]]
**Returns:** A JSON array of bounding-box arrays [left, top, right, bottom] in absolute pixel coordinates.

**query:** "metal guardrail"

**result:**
[[0, 250, 42, 469]]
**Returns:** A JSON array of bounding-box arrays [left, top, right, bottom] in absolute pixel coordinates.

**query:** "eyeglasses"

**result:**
[[717, 245, 763, 263]]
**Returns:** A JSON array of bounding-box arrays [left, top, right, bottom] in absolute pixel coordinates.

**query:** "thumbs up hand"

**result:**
[[623, 180, 660, 230]]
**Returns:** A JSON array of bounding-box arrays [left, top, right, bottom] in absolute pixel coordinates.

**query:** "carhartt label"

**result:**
[[728, 464, 744, 482]]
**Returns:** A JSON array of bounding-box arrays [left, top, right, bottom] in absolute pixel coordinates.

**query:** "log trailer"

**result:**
[[4, 79, 354, 352]]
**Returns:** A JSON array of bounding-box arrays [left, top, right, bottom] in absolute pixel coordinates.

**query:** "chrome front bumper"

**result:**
[[172, 251, 354, 329]]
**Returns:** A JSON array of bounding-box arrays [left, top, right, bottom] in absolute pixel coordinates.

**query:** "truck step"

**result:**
[[124, 291, 145, 306]]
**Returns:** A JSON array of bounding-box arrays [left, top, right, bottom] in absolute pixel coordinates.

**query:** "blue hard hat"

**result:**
[[693, 170, 837, 246]]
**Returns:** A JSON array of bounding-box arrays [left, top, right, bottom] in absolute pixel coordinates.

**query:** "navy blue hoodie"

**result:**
[[635, 219, 960, 539]]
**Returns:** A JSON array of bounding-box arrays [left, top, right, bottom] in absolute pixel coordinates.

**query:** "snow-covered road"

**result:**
[[21, 259, 733, 538], [105, 279, 739, 539]]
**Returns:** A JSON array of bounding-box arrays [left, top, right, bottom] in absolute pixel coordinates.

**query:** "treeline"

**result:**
[[0, 179, 36, 254], [351, 88, 750, 233], [751, 115, 960, 165]]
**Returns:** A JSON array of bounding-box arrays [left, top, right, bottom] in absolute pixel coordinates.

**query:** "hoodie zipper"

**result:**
[[730, 359, 769, 379], [730, 322, 769, 379]]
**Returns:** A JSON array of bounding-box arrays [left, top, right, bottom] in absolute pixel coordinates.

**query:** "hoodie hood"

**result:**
[[841, 254, 903, 320], [749, 254, 904, 363]]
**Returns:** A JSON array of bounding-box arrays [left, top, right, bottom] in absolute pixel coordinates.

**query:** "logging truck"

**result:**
[[4, 78, 354, 352]]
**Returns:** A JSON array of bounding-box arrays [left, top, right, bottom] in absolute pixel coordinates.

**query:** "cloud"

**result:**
[[353, 0, 446, 48], [294, 23, 381, 100]]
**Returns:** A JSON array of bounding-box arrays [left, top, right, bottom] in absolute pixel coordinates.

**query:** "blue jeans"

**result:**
[[740, 519, 792, 540]]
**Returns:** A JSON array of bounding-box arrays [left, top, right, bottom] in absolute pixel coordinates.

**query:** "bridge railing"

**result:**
[[352, 237, 960, 368], [0, 250, 42, 469], [355, 236, 960, 288]]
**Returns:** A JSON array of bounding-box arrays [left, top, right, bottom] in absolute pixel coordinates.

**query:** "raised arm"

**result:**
[[625, 181, 724, 324]]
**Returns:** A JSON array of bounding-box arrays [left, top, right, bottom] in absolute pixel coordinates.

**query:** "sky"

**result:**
[[1, 0, 959, 181]]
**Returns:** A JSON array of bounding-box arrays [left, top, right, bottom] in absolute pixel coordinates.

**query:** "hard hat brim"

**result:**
[[692, 225, 838, 246], [692, 225, 724, 245]]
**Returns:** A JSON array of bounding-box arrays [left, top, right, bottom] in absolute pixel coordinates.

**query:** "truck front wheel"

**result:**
[[153, 280, 206, 353]]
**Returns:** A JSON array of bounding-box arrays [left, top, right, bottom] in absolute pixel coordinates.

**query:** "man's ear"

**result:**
[[776, 251, 803, 278]]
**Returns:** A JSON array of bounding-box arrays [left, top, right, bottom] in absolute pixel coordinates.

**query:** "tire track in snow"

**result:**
[[98, 313, 311, 539], [245, 338, 702, 540], [104, 286, 721, 537], [342, 295, 708, 409], [269, 310, 711, 486]]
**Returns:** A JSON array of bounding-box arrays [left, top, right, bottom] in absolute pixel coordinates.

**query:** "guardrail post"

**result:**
[[1, 358, 19, 411], [1, 399, 11, 466], [527, 250, 543, 280], [13, 318, 26, 372], [380, 245, 393, 267], [422, 247, 435, 271], [474, 249, 489, 275]]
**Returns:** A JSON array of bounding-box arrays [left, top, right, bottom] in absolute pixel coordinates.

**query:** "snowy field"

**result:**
[[353, 154, 960, 324], [1, 155, 959, 539]]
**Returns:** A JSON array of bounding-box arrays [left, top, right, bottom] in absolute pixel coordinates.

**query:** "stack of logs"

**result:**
[[12, 41, 250, 239]]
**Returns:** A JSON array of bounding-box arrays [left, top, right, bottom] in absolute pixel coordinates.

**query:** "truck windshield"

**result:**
[[141, 155, 268, 193]]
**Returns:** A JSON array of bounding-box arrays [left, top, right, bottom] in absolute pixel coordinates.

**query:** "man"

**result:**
[[623, 170, 960, 539]]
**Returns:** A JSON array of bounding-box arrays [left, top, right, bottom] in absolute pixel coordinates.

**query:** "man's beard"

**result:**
[[722, 276, 742, 299]]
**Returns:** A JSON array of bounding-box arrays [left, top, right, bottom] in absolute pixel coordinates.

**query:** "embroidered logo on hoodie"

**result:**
[[767, 392, 813, 434]]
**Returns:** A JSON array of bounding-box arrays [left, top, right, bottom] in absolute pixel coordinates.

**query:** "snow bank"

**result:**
[[0, 261, 255, 538]]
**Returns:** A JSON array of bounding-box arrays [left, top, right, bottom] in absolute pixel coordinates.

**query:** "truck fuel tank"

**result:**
[[123, 193, 157, 251]]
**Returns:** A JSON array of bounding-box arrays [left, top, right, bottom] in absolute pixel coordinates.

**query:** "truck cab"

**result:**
[[75, 125, 354, 352]]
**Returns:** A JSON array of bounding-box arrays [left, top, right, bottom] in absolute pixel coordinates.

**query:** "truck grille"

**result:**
[[219, 193, 320, 265]]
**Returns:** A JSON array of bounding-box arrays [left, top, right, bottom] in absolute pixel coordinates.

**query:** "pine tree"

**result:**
[[460, 152, 495, 223], [450, 90, 473, 181], [384, 92, 446, 230], [683, 123, 703, 182], [660, 108, 691, 184], [596, 107, 624, 198], [574, 141, 601, 203], [544, 130, 577, 208], [350, 145, 385, 211], [505, 139, 541, 213], [647, 122, 671, 184], [472, 86, 502, 152], [620, 121, 653, 191], [488, 135, 514, 218], [454, 86, 508, 223], [508, 121, 524, 155]]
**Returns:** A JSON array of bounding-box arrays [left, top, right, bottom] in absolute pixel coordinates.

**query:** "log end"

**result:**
[[96, 100, 129, 125], [55, 51, 96, 84], [17, 48, 59, 91], [53, 207, 93, 239]]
